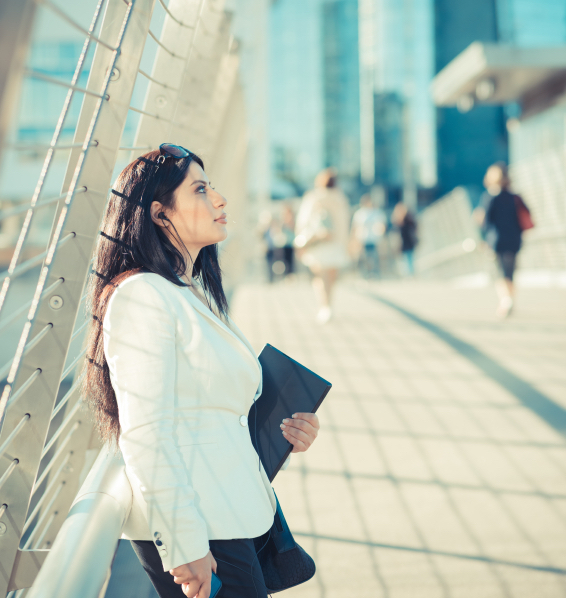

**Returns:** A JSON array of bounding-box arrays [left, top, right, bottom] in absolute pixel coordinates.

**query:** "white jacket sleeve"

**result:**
[[103, 276, 209, 571]]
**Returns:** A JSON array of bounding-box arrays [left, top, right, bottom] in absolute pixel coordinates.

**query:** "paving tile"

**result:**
[[231, 278, 566, 597]]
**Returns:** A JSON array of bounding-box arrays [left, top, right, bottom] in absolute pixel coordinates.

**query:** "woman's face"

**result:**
[[151, 160, 228, 258]]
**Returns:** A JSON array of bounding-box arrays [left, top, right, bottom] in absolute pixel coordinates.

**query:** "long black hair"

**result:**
[[81, 149, 228, 444]]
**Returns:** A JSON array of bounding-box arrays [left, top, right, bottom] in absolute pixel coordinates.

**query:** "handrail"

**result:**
[[0, 323, 53, 381], [0, 231, 75, 283], [156, 0, 195, 29], [22, 483, 65, 549], [0, 459, 19, 492], [147, 29, 185, 59], [0, 415, 30, 461], [25, 70, 110, 100], [138, 68, 179, 91], [38, 0, 119, 52], [0, 278, 64, 335], [26, 448, 132, 598]]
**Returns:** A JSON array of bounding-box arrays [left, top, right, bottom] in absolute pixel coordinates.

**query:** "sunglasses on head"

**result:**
[[155, 143, 192, 166], [136, 142, 193, 191], [111, 144, 194, 208]]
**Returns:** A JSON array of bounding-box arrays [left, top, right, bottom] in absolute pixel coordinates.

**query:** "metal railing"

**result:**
[[0, 1, 249, 596], [414, 187, 488, 278], [414, 146, 566, 279], [510, 145, 566, 271], [26, 447, 132, 598]]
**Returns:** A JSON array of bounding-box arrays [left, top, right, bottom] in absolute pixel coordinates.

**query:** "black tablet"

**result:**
[[248, 344, 332, 481]]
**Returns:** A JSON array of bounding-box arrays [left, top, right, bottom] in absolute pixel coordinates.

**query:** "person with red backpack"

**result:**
[[481, 161, 534, 318]]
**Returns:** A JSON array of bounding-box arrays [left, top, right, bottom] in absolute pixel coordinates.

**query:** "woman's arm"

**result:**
[[103, 277, 209, 572]]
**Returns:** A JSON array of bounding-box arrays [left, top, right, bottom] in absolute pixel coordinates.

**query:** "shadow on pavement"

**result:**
[[367, 291, 566, 437]]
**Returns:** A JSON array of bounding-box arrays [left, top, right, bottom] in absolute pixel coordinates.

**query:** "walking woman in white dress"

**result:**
[[294, 168, 350, 324], [80, 144, 320, 598]]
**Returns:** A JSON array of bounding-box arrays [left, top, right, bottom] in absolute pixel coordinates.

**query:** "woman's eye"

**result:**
[[196, 185, 207, 194]]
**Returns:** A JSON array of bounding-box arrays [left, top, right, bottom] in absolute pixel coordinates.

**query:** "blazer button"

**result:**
[[239, 415, 248, 427], [160, 550, 168, 557], [155, 539, 163, 546], [154, 532, 161, 539]]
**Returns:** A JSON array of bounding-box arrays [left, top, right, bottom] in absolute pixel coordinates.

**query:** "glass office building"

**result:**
[[434, 0, 508, 199], [268, 0, 437, 201], [268, 0, 326, 198], [372, 0, 437, 193], [322, 0, 360, 188], [434, 0, 566, 199], [497, 0, 566, 164], [497, 0, 566, 46], [268, 0, 362, 198]]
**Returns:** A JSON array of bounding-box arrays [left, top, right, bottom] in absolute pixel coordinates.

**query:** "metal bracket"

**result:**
[[7, 548, 50, 591]]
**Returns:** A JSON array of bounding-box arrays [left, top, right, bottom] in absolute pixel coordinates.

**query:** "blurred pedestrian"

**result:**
[[281, 203, 296, 279], [259, 212, 279, 283], [391, 201, 418, 276], [294, 168, 350, 324], [480, 161, 534, 318], [351, 194, 387, 279]]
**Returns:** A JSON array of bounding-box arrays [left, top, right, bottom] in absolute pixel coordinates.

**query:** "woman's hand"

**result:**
[[170, 550, 217, 598], [281, 412, 320, 453]]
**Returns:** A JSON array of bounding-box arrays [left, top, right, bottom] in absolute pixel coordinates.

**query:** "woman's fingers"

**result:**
[[281, 412, 319, 453], [199, 579, 211, 598], [283, 431, 308, 453], [181, 580, 209, 598], [281, 413, 319, 437], [294, 412, 320, 430], [282, 425, 310, 445], [180, 581, 200, 598]]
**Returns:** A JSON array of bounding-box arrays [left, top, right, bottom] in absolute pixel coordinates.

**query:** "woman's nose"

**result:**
[[215, 190, 227, 207]]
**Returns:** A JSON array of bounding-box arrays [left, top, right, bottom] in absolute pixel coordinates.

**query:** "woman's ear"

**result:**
[[150, 201, 166, 227]]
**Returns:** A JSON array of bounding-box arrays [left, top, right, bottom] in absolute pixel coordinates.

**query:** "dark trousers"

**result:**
[[283, 245, 295, 275], [131, 538, 268, 598], [497, 251, 517, 281]]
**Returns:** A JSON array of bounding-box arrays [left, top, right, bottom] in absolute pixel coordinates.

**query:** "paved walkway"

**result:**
[[232, 277, 566, 598]]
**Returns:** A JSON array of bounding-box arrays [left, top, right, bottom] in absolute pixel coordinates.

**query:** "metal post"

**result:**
[[0, 1, 155, 593]]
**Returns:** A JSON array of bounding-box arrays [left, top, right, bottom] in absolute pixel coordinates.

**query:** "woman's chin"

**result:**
[[205, 230, 228, 246]]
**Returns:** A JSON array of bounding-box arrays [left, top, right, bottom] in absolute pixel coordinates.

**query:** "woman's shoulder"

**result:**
[[104, 272, 178, 325], [112, 271, 174, 299]]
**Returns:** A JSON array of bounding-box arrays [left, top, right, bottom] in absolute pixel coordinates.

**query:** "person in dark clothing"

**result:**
[[481, 161, 531, 318], [392, 202, 418, 276], [281, 203, 296, 278]]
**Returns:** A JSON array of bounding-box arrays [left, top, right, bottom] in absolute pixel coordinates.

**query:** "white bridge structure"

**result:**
[[0, 1, 252, 596]]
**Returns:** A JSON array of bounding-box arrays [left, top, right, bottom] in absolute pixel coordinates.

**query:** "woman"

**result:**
[[481, 161, 530, 317], [81, 144, 320, 598], [294, 168, 350, 324]]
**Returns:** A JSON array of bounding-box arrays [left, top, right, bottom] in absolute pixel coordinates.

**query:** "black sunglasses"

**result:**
[[138, 143, 193, 191], [111, 143, 194, 208], [155, 142, 192, 167]]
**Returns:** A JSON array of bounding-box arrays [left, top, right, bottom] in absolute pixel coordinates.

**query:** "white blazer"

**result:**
[[102, 271, 282, 571]]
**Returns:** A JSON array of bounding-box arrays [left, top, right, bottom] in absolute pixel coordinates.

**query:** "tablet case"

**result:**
[[210, 572, 222, 598], [248, 344, 332, 481]]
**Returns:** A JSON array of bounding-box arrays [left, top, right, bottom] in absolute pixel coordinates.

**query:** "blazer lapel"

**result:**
[[173, 276, 260, 370]]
